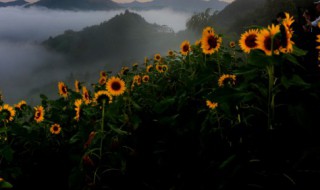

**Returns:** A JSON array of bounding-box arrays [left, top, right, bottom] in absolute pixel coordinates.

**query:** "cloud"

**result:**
[[0, 6, 191, 104], [130, 8, 192, 33]]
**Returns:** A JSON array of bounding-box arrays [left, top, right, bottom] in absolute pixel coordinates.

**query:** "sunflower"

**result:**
[[202, 26, 214, 36], [142, 75, 150, 82], [256, 24, 281, 56], [50, 123, 61, 135], [133, 75, 142, 86], [180, 40, 191, 56], [0, 104, 16, 122], [156, 64, 164, 73], [229, 41, 236, 48], [218, 74, 236, 87], [14, 100, 27, 110], [74, 99, 82, 121], [106, 76, 126, 96], [282, 12, 294, 36], [120, 66, 130, 75], [195, 39, 201, 46], [93, 90, 113, 104], [146, 65, 153, 73], [74, 80, 80, 93], [279, 13, 295, 53], [132, 63, 138, 68], [206, 100, 218, 110], [168, 50, 175, 57], [154, 53, 161, 62], [201, 33, 222, 55], [34, 105, 44, 123], [238, 29, 259, 53], [100, 70, 107, 78], [161, 65, 168, 72], [82, 86, 91, 105], [58, 81, 68, 98], [99, 76, 107, 85]]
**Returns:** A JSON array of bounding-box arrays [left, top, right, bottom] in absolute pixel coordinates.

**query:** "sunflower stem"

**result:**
[[100, 99, 106, 158], [267, 64, 275, 130]]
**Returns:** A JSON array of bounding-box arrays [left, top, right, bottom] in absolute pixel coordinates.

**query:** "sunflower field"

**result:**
[[1, 12, 320, 190]]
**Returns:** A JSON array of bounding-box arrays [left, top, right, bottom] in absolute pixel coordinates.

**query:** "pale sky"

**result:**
[[0, 0, 235, 3]]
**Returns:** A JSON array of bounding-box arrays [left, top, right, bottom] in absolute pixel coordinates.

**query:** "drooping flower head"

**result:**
[[93, 90, 113, 104], [239, 29, 259, 53], [106, 76, 126, 96], [34, 105, 44, 123], [218, 74, 237, 87]]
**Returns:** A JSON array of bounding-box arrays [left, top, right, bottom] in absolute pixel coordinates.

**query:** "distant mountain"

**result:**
[[119, 0, 228, 13], [28, 0, 121, 10], [0, 0, 29, 7], [42, 10, 193, 64]]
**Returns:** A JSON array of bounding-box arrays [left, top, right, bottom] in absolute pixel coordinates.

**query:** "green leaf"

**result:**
[[281, 75, 310, 89], [108, 124, 128, 135], [153, 98, 176, 114], [0, 181, 13, 189]]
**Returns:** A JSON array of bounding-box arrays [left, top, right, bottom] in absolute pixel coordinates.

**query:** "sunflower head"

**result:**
[[180, 40, 191, 56], [218, 74, 236, 87], [120, 66, 130, 75], [74, 99, 83, 121], [100, 70, 107, 78], [0, 104, 16, 122], [238, 29, 259, 53], [14, 100, 27, 110], [168, 50, 175, 57], [50, 123, 62, 135], [229, 41, 236, 48], [34, 105, 45, 123], [106, 76, 126, 96], [256, 24, 281, 56], [93, 90, 113, 104], [201, 33, 222, 55], [142, 75, 150, 83], [82, 86, 91, 105], [206, 100, 218, 110], [154, 53, 161, 62], [146, 65, 154, 73], [99, 76, 107, 86], [156, 64, 163, 73], [74, 80, 80, 93], [133, 75, 142, 86], [202, 26, 215, 36], [58, 82, 68, 98]]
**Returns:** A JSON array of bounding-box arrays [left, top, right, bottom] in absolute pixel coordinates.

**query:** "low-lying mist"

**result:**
[[0, 6, 192, 105]]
